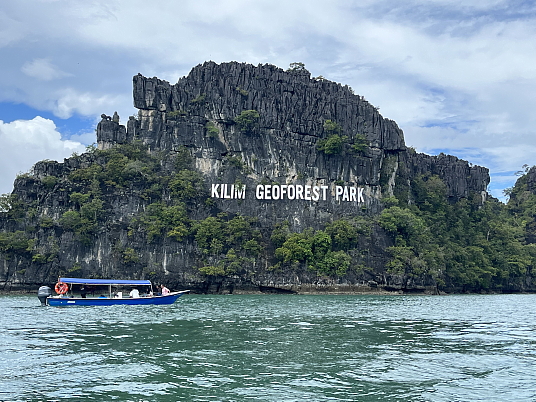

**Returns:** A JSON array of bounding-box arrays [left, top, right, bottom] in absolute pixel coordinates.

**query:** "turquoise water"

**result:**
[[1, 294, 535, 401]]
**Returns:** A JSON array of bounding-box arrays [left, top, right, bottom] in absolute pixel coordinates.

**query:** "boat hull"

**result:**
[[47, 291, 187, 306]]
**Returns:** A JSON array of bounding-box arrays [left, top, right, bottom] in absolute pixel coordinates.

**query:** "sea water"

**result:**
[[1, 293, 535, 401]]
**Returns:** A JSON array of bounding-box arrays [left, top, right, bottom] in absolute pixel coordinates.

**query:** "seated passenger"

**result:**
[[160, 285, 170, 296], [129, 288, 140, 298]]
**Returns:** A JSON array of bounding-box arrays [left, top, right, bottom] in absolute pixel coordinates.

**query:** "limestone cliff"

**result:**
[[0, 61, 491, 293], [100, 62, 488, 220]]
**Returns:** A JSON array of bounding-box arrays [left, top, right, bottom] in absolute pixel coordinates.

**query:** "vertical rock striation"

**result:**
[[99, 61, 489, 224], [1, 61, 491, 293]]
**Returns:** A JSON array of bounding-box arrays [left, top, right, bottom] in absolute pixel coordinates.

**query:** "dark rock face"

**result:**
[[402, 151, 489, 203], [517, 166, 536, 194], [130, 62, 405, 151], [508, 166, 536, 244], [0, 61, 490, 293], [100, 62, 489, 222]]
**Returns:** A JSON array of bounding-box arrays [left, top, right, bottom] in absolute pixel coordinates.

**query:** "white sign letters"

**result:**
[[211, 183, 365, 203]]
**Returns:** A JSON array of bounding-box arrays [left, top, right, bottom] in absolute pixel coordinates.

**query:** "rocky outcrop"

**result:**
[[0, 61, 491, 293], [130, 62, 405, 150], [403, 151, 489, 202], [507, 166, 536, 245], [99, 62, 488, 223]]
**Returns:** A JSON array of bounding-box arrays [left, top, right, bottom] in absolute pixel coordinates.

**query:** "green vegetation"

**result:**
[[59, 195, 104, 245], [377, 173, 536, 291], [317, 134, 346, 155], [194, 214, 260, 256], [69, 141, 160, 190], [234, 110, 260, 134], [41, 175, 57, 189], [169, 170, 205, 201], [325, 219, 360, 251], [174, 146, 194, 170], [323, 120, 342, 136], [264, 169, 536, 290], [194, 214, 261, 277], [191, 94, 206, 105], [271, 219, 362, 277], [131, 202, 191, 243], [199, 265, 227, 276], [2, 142, 209, 255], [0, 194, 12, 213], [167, 110, 188, 119], [2, 122, 536, 293], [317, 120, 368, 155], [287, 62, 308, 73], [0, 231, 34, 256], [235, 87, 248, 97], [225, 155, 246, 171], [351, 133, 368, 153], [122, 247, 139, 264], [38, 216, 54, 228], [0, 194, 26, 219], [205, 121, 219, 138]]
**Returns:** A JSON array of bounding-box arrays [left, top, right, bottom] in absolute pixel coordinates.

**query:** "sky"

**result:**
[[1, 0, 535, 201]]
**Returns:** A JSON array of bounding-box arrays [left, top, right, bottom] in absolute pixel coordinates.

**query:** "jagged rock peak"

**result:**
[[95, 61, 488, 205], [130, 61, 406, 152]]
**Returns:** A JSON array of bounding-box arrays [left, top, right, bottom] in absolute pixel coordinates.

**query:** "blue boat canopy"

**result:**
[[59, 277, 152, 286]]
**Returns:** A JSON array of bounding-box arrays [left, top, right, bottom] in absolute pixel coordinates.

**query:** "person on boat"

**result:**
[[129, 288, 140, 298], [160, 285, 170, 296], [80, 286, 87, 298]]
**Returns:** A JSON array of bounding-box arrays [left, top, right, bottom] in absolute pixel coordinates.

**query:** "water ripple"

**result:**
[[1, 294, 535, 401]]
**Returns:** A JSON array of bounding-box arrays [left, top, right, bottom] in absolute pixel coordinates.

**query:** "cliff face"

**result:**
[[100, 62, 488, 222], [0, 62, 491, 293], [507, 166, 536, 244]]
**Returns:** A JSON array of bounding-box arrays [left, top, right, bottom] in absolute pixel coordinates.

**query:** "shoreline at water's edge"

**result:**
[[0, 289, 426, 296], [2, 288, 534, 296]]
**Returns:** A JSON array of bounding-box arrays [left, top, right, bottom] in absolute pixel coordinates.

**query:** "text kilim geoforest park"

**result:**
[[211, 183, 365, 202]]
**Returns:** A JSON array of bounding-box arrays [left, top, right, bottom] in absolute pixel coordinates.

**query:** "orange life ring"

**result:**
[[55, 282, 68, 295]]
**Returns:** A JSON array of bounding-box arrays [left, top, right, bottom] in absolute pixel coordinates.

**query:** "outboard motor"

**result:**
[[37, 286, 52, 306]]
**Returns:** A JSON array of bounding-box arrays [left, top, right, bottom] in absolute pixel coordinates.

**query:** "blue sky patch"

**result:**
[[0, 102, 96, 140]]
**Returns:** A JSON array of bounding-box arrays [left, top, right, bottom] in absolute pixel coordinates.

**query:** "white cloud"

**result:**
[[0, 0, 535, 197], [50, 88, 131, 119], [0, 117, 86, 194], [68, 130, 97, 146], [0, 8, 27, 46], [21, 58, 71, 81]]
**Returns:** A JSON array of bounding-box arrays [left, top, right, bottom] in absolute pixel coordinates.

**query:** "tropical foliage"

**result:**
[[378, 174, 536, 291], [1, 136, 536, 292], [234, 110, 260, 134]]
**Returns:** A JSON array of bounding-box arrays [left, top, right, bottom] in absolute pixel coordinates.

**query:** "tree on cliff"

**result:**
[[234, 110, 260, 135], [0, 62, 534, 294]]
